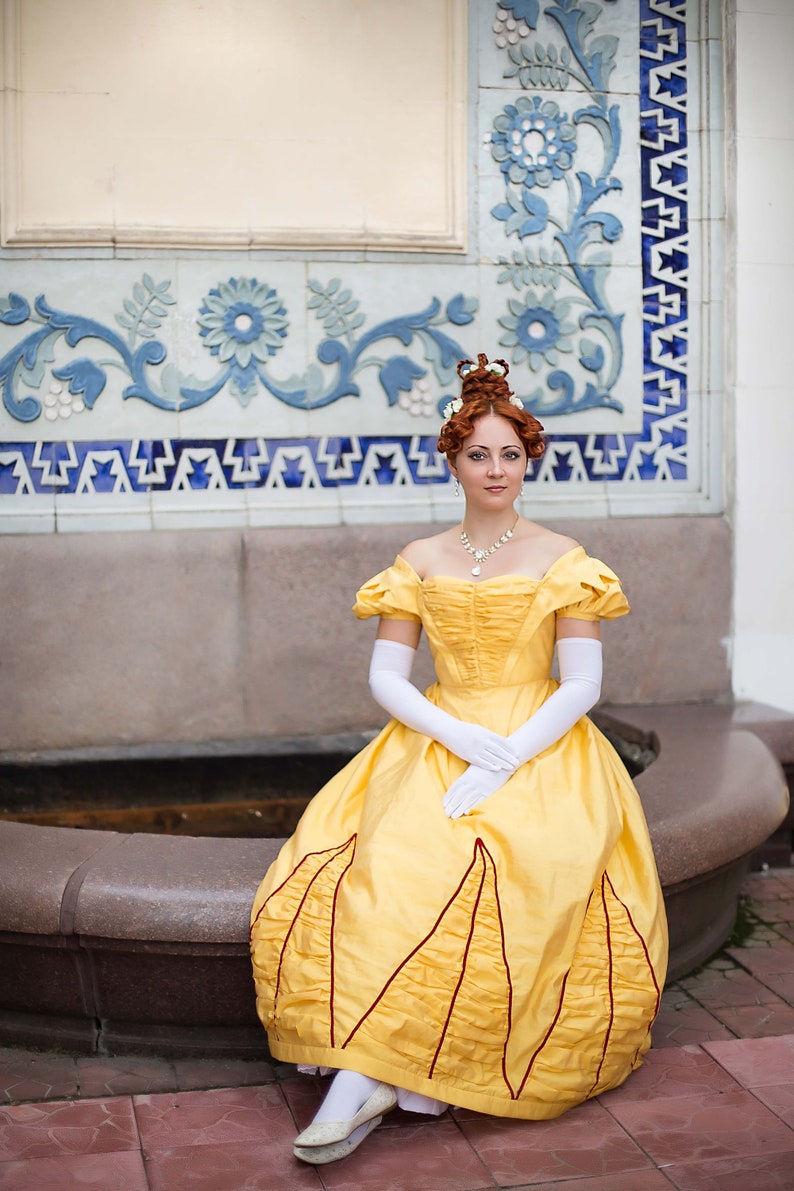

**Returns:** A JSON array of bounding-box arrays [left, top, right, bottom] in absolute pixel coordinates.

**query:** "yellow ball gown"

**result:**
[[250, 547, 668, 1120]]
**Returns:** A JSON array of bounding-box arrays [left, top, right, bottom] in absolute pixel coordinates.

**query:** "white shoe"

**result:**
[[293, 1114, 383, 1164], [293, 1081, 397, 1147]]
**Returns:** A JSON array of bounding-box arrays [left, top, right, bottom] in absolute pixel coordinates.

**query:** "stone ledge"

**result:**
[[72, 834, 284, 944], [597, 705, 791, 888], [0, 823, 120, 937], [602, 700, 794, 765], [598, 701, 791, 981], [0, 699, 790, 1055]]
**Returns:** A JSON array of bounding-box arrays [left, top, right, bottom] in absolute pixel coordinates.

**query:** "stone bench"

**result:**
[[598, 702, 792, 979], [0, 701, 790, 1057]]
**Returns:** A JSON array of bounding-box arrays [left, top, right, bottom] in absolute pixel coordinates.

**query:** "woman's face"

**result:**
[[449, 414, 527, 509]]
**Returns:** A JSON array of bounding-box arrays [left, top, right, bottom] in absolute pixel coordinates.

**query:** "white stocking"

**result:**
[[311, 1070, 381, 1124], [300, 1065, 448, 1120]]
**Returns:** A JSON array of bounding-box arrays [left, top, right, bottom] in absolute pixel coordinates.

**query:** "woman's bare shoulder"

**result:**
[[519, 523, 581, 569], [545, 530, 581, 558], [399, 529, 457, 578]]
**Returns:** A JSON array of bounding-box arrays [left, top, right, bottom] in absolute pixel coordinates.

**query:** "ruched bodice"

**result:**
[[354, 546, 629, 693], [250, 547, 667, 1122], [417, 576, 554, 689]]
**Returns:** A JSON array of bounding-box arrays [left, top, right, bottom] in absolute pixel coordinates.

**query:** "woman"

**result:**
[[250, 354, 668, 1165]]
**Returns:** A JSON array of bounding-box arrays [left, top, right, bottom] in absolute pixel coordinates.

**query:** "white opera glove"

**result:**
[[509, 636, 603, 764], [443, 637, 603, 819], [368, 639, 519, 771], [442, 764, 510, 820]]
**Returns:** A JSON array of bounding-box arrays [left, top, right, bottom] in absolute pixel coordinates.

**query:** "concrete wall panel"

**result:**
[[0, 516, 732, 754]]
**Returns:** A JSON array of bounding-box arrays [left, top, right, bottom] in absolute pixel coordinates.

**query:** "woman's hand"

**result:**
[[440, 723, 519, 771], [443, 764, 512, 818]]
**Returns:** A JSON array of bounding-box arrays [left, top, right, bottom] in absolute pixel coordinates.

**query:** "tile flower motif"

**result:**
[[398, 376, 438, 419], [42, 380, 86, 422], [498, 290, 576, 371], [491, 96, 577, 189], [492, 4, 534, 50], [198, 279, 288, 399]]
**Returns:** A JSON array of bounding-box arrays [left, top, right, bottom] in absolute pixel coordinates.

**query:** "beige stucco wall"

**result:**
[[0, 515, 731, 755], [3, 0, 466, 252], [728, 0, 794, 714]]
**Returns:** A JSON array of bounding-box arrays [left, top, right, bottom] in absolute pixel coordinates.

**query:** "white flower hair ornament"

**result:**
[[442, 397, 464, 421], [443, 392, 523, 420]]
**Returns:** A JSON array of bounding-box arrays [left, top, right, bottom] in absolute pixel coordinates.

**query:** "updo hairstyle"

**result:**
[[436, 354, 545, 463]]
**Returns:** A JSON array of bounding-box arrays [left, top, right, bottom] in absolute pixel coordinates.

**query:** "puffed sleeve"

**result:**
[[352, 555, 422, 622], [555, 555, 630, 621]]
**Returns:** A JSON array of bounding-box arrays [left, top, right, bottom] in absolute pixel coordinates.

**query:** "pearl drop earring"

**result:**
[[454, 478, 460, 497]]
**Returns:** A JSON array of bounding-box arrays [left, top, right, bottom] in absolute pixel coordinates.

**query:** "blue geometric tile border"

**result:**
[[0, 437, 449, 495]]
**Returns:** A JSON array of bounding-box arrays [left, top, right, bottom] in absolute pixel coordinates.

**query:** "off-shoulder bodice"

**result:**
[[353, 547, 629, 691]]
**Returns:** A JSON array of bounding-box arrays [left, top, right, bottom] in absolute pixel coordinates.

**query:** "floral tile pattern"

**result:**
[[0, 0, 719, 531]]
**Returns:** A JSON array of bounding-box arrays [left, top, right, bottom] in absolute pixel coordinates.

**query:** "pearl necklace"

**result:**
[[460, 516, 519, 576]]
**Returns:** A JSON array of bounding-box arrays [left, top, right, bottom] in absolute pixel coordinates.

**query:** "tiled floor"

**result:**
[[0, 868, 793, 1190]]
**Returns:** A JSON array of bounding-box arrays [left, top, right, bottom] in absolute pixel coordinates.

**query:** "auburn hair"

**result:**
[[436, 354, 545, 462]]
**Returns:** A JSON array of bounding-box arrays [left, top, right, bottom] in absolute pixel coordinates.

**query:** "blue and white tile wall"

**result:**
[[0, 0, 722, 533]]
